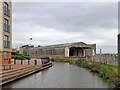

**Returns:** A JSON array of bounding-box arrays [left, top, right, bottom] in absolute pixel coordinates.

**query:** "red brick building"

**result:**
[[23, 42, 96, 59]]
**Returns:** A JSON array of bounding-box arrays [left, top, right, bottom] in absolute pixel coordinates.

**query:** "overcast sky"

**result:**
[[12, 2, 118, 54]]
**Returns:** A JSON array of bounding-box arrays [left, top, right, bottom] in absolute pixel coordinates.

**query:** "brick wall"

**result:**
[[0, 51, 11, 64], [0, 51, 2, 64]]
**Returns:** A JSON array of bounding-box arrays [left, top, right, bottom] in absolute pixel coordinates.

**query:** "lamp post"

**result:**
[[29, 38, 32, 46], [28, 38, 32, 65]]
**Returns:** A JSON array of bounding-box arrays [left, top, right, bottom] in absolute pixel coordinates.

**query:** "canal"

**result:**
[[3, 62, 111, 88]]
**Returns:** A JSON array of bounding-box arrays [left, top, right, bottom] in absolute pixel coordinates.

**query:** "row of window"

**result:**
[[28, 49, 65, 55], [3, 2, 10, 60], [4, 2, 10, 17], [4, 2, 10, 33]]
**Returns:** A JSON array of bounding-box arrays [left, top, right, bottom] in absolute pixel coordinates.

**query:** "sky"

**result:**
[[12, 2, 118, 54]]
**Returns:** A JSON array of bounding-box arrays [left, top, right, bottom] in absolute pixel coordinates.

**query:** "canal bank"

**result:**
[[2, 62, 110, 88], [0, 62, 52, 86]]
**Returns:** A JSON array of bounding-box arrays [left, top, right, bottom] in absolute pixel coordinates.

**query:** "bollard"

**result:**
[[28, 59, 30, 65], [21, 60, 23, 65], [34, 59, 37, 65], [9, 58, 10, 64], [14, 59, 16, 64]]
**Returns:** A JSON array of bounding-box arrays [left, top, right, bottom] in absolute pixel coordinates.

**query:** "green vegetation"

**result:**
[[51, 58, 120, 88], [11, 52, 31, 60]]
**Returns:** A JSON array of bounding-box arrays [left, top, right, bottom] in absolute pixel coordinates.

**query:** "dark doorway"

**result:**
[[69, 47, 84, 57], [69, 47, 74, 56]]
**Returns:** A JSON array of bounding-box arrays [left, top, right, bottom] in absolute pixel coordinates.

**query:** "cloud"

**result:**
[[12, 2, 118, 53]]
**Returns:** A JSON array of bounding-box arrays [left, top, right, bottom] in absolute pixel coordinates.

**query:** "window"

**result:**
[[4, 2, 10, 16], [4, 52, 8, 60], [4, 19, 10, 32], [4, 35, 9, 48]]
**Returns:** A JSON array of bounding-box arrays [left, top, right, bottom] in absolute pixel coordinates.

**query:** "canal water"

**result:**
[[3, 62, 111, 88]]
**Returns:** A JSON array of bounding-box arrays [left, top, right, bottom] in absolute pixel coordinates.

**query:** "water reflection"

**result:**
[[3, 62, 111, 88]]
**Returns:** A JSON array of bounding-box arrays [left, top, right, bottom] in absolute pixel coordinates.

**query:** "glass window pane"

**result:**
[[4, 2, 9, 16], [4, 52, 8, 60], [4, 35, 9, 48], [4, 19, 9, 31]]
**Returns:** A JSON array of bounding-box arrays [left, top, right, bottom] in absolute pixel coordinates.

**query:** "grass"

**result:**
[[50, 58, 120, 88]]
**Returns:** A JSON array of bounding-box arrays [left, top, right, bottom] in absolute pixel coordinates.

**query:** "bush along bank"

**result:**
[[11, 52, 31, 60], [50, 58, 120, 88]]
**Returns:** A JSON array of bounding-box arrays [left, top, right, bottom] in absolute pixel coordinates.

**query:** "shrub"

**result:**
[[50, 58, 78, 64], [15, 55, 22, 60], [25, 55, 31, 59], [11, 55, 15, 59], [50, 58, 55, 62], [77, 59, 89, 68], [12, 53, 31, 60], [88, 61, 102, 73], [99, 66, 113, 80], [15, 55, 25, 60], [11, 52, 19, 55]]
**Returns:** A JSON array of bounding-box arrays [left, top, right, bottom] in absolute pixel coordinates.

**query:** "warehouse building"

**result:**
[[19, 45, 34, 54], [23, 42, 96, 58]]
